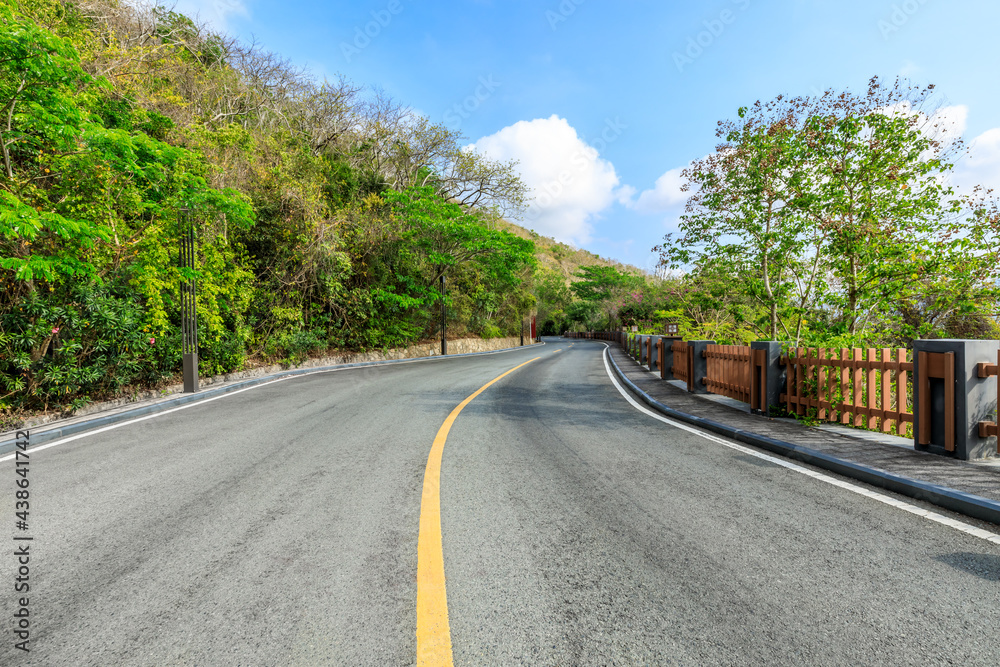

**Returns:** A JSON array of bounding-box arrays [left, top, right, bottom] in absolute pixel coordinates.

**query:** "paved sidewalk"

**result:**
[[609, 344, 1000, 505]]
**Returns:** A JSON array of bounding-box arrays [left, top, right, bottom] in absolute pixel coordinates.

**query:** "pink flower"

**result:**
[[149, 337, 155, 345], [51, 327, 59, 334]]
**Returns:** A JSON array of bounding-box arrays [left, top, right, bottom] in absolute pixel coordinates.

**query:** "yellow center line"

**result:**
[[416, 356, 540, 666]]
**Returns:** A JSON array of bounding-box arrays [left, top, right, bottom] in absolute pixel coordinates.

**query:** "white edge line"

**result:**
[[600, 345, 1000, 547], [0, 342, 546, 463]]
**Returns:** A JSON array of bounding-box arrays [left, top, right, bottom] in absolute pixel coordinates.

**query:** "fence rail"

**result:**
[[572, 330, 998, 460], [671, 339, 689, 386], [979, 351, 1000, 443], [704, 345, 752, 403], [782, 347, 914, 437]]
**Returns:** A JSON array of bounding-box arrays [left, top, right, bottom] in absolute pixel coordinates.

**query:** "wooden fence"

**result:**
[[978, 350, 1000, 442], [671, 339, 689, 386], [583, 333, 914, 438], [584, 330, 999, 457], [782, 347, 914, 437], [704, 345, 753, 403]]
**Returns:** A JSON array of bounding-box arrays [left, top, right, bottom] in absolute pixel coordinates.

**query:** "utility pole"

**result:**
[[440, 274, 447, 356]]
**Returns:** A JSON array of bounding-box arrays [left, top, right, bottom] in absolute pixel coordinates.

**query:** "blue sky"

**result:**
[[174, 0, 1000, 271]]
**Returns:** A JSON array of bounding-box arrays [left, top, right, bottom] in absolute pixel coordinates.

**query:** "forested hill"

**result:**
[[496, 220, 642, 279], [0, 0, 621, 418]]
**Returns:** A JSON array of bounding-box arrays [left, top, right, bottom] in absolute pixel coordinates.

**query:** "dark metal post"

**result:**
[[440, 274, 447, 356], [520, 319, 525, 346], [649, 336, 662, 372], [661, 336, 682, 381], [687, 340, 715, 394], [750, 341, 787, 417], [180, 210, 199, 393], [913, 339, 999, 460]]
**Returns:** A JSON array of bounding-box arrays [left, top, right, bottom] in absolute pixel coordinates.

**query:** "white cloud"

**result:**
[[632, 166, 687, 213], [881, 102, 968, 151], [927, 104, 968, 146], [953, 127, 1000, 193], [614, 184, 637, 206], [471, 115, 627, 246], [965, 128, 1000, 170], [898, 60, 921, 77], [169, 0, 249, 30]]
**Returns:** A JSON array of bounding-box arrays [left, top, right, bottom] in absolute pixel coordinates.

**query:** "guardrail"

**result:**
[[705, 345, 752, 404], [782, 347, 914, 438], [572, 331, 1000, 461], [671, 339, 689, 386], [978, 351, 999, 441]]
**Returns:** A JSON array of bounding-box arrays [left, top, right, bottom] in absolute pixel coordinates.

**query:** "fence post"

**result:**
[[660, 337, 683, 381], [687, 340, 715, 394], [637, 335, 648, 365], [750, 341, 786, 418], [913, 339, 999, 460]]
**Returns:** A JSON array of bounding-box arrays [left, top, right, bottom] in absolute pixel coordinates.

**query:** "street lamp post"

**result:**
[[180, 210, 198, 393], [440, 274, 447, 356]]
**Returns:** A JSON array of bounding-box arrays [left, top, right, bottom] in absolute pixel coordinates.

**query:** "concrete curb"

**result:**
[[0, 341, 545, 456], [604, 343, 1000, 527]]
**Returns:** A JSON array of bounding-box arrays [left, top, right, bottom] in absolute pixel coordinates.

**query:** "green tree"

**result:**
[[655, 98, 814, 340], [805, 80, 963, 336], [0, 4, 111, 288], [656, 78, 983, 344], [565, 299, 599, 331], [384, 186, 534, 288], [534, 268, 571, 333], [570, 264, 642, 328]]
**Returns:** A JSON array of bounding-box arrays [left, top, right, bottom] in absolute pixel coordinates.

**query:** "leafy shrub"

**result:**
[[479, 323, 503, 339], [0, 285, 169, 411], [200, 328, 246, 375], [279, 328, 326, 365]]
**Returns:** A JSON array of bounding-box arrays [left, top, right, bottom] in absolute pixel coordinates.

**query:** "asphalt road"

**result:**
[[3, 338, 1000, 665]]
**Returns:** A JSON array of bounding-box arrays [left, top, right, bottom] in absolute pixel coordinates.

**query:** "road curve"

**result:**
[[3, 339, 999, 665]]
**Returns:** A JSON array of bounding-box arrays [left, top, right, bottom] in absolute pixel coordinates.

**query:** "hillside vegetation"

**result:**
[[1, 0, 581, 419]]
